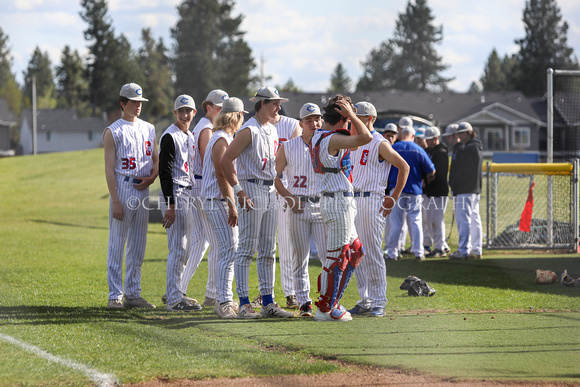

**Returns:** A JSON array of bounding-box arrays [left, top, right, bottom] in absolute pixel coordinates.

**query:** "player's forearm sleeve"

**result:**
[[159, 134, 176, 206]]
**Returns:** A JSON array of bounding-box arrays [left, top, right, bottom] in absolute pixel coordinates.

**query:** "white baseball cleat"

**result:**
[[237, 303, 262, 319], [314, 307, 352, 322]]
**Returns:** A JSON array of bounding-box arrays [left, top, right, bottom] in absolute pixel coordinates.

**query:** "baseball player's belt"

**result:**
[[205, 198, 225, 202], [194, 174, 203, 180], [177, 184, 193, 190], [353, 191, 372, 197], [297, 195, 320, 203], [247, 178, 274, 186], [322, 191, 354, 198], [123, 176, 143, 184]]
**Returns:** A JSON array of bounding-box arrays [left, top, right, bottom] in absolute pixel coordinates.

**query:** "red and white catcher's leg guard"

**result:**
[[316, 245, 349, 313], [336, 237, 365, 304]]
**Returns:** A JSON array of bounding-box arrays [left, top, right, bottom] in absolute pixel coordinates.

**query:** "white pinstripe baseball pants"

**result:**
[[181, 187, 218, 300], [234, 181, 278, 299], [160, 188, 194, 305], [107, 175, 150, 301], [422, 194, 432, 248], [277, 195, 295, 297], [424, 196, 450, 251], [354, 193, 388, 308], [287, 200, 327, 306], [204, 199, 238, 304]]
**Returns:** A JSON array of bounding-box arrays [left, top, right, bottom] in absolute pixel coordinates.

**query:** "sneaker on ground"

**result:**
[[260, 302, 294, 318], [401, 248, 413, 256], [107, 299, 124, 310], [286, 295, 299, 309], [166, 298, 200, 312], [203, 297, 217, 307], [443, 246, 451, 254], [449, 251, 468, 260], [369, 307, 385, 317], [237, 303, 262, 319], [214, 301, 238, 318], [347, 304, 372, 316], [250, 294, 262, 309], [299, 302, 313, 317], [123, 297, 156, 309], [415, 255, 425, 261], [468, 252, 482, 259], [314, 308, 352, 322], [427, 249, 447, 258]]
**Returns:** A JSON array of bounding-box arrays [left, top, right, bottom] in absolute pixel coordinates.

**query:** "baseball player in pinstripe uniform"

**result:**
[[159, 95, 201, 311], [181, 89, 229, 308], [349, 102, 409, 317], [201, 97, 247, 318], [309, 95, 373, 322], [103, 83, 158, 309], [275, 102, 327, 317], [221, 86, 294, 319], [271, 113, 302, 309]]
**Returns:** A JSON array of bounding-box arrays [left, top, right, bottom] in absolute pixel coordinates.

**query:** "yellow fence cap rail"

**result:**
[[484, 162, 573, 175]]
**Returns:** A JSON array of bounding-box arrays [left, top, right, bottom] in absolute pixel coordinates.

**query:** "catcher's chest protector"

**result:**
[[309, 129, 352, 178]]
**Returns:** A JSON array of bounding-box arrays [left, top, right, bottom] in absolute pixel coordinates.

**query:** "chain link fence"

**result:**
[[485, 162, 579, 251]]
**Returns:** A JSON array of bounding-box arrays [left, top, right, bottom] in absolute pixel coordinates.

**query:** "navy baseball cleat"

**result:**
[[347, 304, 372, 315]]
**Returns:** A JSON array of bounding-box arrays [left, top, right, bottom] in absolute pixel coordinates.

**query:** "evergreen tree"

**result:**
[[276, 78, 301, 93], [172, 0, 254, 102], [0, 27, 21, 117], [468, 81, 483, 93], [356, 41, 397, 91], [328, 63, 352, 93], [357, 0, 452, 92], [138, 28, 174, 120], [480, 49, 507, 92], [514, 0, 579, 95], [22, 47, 57, 109], [55, 46, 89, 113], [80, 0, 144, 114]]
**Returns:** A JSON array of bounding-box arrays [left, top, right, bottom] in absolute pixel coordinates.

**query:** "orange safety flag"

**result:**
[[519, 181, 535, 232]]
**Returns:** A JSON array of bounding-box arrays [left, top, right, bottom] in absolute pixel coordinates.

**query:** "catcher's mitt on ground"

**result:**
[[535, 269, 557, 284], [400, 275, 436, 297]]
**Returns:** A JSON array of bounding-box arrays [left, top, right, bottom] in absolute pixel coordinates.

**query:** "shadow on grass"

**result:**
[[381, 255, 580, 295], [29, 219, 166, 235], [0, 305, 301, 329]]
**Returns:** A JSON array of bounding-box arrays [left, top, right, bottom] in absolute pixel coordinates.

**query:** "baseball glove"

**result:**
[[400, 275, 421, 290], [560, 270, 579, 287], [408, 279, 436, 297], [535, 269, 557, 284]]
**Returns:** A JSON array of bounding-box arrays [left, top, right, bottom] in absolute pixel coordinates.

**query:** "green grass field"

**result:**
[[0, 149, 579, 386]]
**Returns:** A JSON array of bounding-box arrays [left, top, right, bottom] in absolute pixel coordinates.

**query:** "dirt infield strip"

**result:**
[[128, 364, 577, 387]]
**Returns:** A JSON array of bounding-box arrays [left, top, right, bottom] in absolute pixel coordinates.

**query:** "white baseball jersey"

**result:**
[[191, 116, 212, 176], [107, 118, 155, 177], [274, 115, 299, 187], [311, 130, 352, 193], [284, 136, 319, 197], [351, 132, 391, 194], [201, 130, 233, 199], [236, 116, 279, 181], [159, 124, 195, 188]]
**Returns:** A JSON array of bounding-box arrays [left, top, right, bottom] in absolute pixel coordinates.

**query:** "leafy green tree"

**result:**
[[468, 81, 482, 93], [80, 0, 144, 114], [172, 0, 255, 102], [22, 47, 57, 109], [55, 46, 89, 114], [276, 78, 301, 93], [138, 28, 174, 120], [514, 0, 579, 95], [357, 0, 451, 92], [328, 63, 352, 93], [0, 27, 21, 117]]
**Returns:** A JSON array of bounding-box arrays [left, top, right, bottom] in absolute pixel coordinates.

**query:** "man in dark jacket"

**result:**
[[423, 127, 450, 257], [448, 122, 483, 260]]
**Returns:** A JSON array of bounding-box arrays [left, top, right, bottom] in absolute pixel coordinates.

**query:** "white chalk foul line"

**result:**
[[0, 332, 117, 387]]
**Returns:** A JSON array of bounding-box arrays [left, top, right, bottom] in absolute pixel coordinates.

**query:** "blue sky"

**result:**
[[1, 0, 579, 93]]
